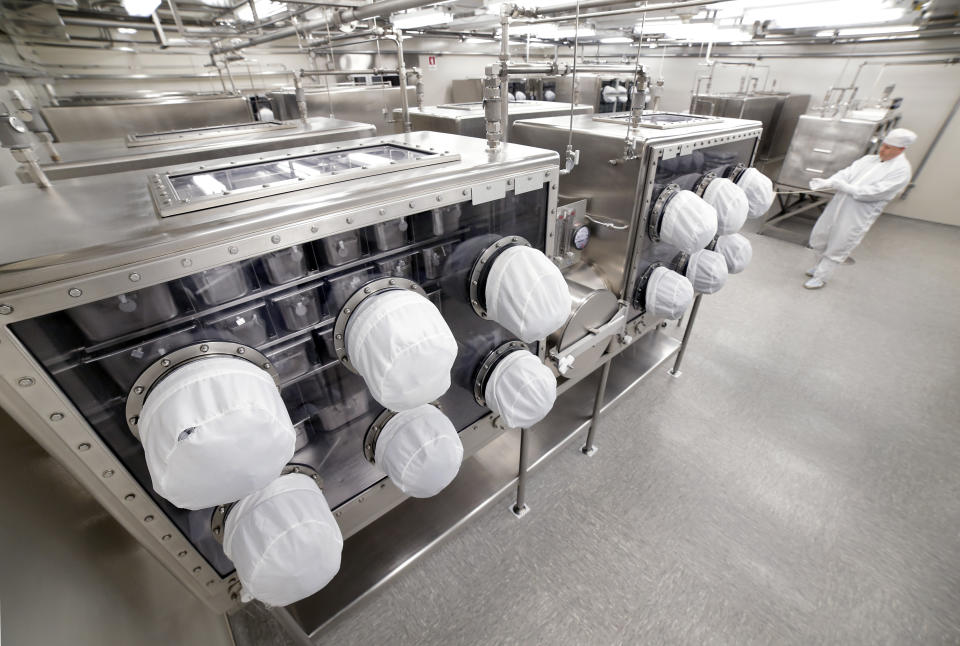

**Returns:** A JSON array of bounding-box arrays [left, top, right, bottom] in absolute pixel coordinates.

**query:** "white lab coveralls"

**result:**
[[809, 153, 911, 279]]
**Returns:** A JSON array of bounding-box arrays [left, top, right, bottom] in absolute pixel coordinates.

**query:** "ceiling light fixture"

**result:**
[[390, 6, 454, 29], [600, 36, 634, 44], [117, 27, 138, 34], [121, 0, 161, 17]]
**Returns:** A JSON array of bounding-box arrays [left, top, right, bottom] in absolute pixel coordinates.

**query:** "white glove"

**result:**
[[809, 178, 830, 191]]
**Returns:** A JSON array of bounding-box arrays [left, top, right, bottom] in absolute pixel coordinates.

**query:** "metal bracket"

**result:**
[[124, 341, 277, 440], [468, 236, 531, 319], [209, 463, 323, 544], [647, 184, 679, 243], [332, 277, 426, 374], [473, 340, 529, 407], [548, 307, 627, 376]]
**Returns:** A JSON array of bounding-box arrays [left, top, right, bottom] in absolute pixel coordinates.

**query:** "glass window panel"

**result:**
[[9, 184, 548, 577]]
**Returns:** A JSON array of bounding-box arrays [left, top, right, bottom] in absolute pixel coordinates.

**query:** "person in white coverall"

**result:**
[[803, 128, 916, 289]]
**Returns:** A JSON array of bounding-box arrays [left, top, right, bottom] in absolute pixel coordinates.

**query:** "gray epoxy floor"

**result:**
[[236, 213, 960, 646]]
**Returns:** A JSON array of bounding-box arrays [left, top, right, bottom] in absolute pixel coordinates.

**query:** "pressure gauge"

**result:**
[[571, 224, 590, 250]]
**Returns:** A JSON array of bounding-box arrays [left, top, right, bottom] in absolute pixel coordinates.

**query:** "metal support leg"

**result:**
[[581, 361, 611, 457], [265, 604, 314, 646], [511, 427, 530, 518], [670, 293, 703, 378]]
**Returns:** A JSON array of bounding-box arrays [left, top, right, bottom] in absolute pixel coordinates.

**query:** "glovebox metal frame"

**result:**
[[0, 132, 560, 613]]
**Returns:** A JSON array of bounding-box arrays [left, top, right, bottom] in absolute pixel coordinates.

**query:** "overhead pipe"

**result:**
[[60, 15, 234, 38], [499, 5, 510, 144], [526, 0, 735, 23], [210, 0, 441, 55]]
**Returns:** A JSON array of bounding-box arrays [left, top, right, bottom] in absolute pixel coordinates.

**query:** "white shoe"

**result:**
[[803, 277, 825, 290], [805, 267, 817, 277]]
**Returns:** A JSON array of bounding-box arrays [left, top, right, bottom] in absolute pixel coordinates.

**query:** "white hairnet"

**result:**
[[658, 190, 718, 253], [702, 177, 748, 235], [736, 167, 775, 219], [375, 405, 463, 498], [485, 349, 557, 429], [347, 289, 457, 411], [645, 266, 694, 320], [139, 356, 295, 510], [485, 245, 571, 343], [715, 233, 753, 274], [685, 249, 729, 295], [883, 128, 916, 148], [223, 473, 342, 607]]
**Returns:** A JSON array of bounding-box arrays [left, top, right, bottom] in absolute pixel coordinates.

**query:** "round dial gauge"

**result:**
[[571, 224, 590, 250]]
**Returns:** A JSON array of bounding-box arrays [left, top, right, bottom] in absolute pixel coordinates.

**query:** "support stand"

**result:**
[[670, 293, 703, 378], [581, 361, 611, 456], [511, 427, 530, 518]]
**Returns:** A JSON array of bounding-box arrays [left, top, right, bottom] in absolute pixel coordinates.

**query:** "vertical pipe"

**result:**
[[670, 293, 703, 376], [581, 360, 611, 456], [512, 426, 530, 517], [499, 7, 510, 144], [293, 71, 308, 123], [393, 32, 412, 133]]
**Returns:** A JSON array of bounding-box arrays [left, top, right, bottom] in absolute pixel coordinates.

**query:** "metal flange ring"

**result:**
[[332, 276, 426, 374], [692, 171, 717, 198], [632, 262, 664, 311], [472, 340, 529, 407], [209, 462, 323, 544], [362, 401, 442, 464], [670, 251, 690, 275], [725, 162, 747, 184], [467, 236, 531, 319], [125, 341, 278, 440], [647, 184, 680, 243]]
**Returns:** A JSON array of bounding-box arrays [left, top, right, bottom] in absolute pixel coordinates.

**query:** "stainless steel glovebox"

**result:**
[[0, 131, 559, 612]]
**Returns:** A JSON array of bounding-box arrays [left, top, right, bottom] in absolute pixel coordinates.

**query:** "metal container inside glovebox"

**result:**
[[298, 365, 372, 432], [264, 334, 316, 382], [326, 267, 374, 310], [316, 230, 364, 267], [375, 252, 418, 281], [202, 300, 270, 347], [66, 283, 181, 343], [421, 242, 457, 280], [269, 283, 323, 333], [369, 217, 409, 252], [183, 262, 254, 306], [260, 244, 309, 285], [95, 324, 198, 389]]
